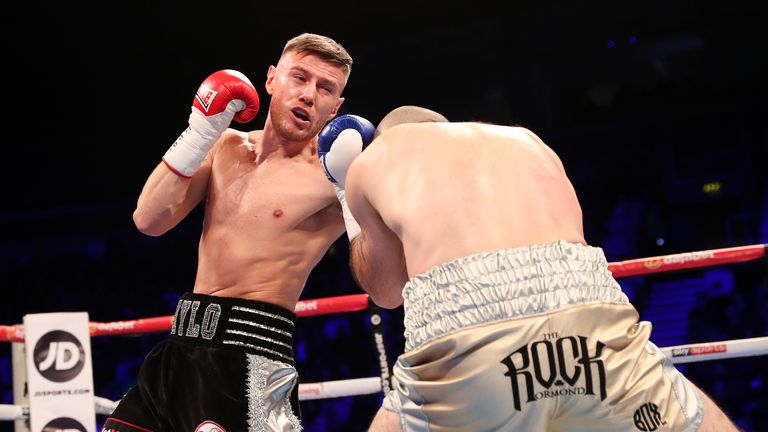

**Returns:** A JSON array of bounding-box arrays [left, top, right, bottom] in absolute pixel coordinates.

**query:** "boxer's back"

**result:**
[[357, 122, 585, 276]]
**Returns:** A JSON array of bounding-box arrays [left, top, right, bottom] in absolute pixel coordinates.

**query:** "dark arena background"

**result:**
[[2, 1, 767, 431]]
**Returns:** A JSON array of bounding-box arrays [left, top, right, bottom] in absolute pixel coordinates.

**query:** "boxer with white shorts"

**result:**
[[319, 106, 740, 431]]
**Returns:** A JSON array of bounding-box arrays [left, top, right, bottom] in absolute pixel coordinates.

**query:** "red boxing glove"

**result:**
[[163, 70, 260, 178], [193, 69, 259, 123]]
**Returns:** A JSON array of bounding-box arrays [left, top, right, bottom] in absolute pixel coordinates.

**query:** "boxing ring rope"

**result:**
[[0, 294, 371, 343], [605, 243, 766, 278], [1, 243, 766, 421]]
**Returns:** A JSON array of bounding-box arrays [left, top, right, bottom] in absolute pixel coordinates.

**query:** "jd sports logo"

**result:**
[[500, 335, 606, 411], [33, 331, 85, 382], [634, 402, 666, 431], [42, 416, 87, 431]]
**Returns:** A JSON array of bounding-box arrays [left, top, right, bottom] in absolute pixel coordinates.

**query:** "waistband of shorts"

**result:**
[[402, 240, 629, 351], [170, 292, 296, 365]]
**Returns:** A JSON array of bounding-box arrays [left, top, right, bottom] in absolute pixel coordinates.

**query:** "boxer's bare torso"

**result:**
[[349, 122, 585, 278]]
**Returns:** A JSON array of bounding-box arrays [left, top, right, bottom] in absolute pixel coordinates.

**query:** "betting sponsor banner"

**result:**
[[23, 312, 95, 432]]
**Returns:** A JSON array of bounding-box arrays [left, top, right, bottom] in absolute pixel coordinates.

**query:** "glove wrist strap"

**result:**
[[334, 186, 361, 241], [162, 107, 231, 178], [162, 125, 215, 178]]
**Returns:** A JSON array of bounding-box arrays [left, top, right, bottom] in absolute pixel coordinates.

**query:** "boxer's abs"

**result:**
[[195, 152, 342, 308], [193, 210, 336, 309]]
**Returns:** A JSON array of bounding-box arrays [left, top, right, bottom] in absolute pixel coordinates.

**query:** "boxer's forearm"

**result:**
[[350, 233, 406, 309], [133, 161, 208, 236]]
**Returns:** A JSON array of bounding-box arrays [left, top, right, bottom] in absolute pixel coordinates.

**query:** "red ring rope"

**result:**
[[2, 244, 765, 343], [0, 294, 369, 343], [608, 243, 766, 277]]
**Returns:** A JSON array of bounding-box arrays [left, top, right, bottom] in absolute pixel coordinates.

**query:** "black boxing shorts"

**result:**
[[102, 292, 301, 432]]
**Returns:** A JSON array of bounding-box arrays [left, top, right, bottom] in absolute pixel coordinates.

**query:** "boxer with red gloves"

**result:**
[[104, 33, 354, 432]]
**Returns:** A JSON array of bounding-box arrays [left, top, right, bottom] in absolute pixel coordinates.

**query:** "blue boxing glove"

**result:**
[[318, 114, 375, 240], [318, 114, 376, 188]]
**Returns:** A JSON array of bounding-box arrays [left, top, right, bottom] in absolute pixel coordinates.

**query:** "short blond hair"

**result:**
[[375, 105, 448, 137], [281, 33, 353, 77]]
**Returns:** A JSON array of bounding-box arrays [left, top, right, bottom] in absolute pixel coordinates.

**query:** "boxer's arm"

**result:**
[[133, 150, 213, 236], [345, 158, 408, 309], [133, 70, 259, 236]]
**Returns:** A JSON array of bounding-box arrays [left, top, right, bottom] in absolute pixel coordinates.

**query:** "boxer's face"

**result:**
[[266, 51, 347, 141]]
